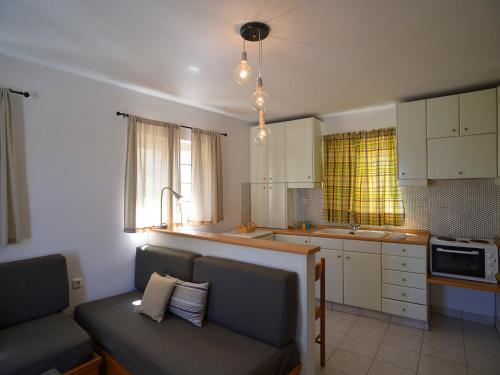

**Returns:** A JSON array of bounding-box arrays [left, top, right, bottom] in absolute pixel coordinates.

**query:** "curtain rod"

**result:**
[[116, 111, 228, 137], [8, 89, 30, 97]]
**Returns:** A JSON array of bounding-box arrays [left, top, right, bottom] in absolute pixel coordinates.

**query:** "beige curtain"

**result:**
[[190, 128, 223, 224], [0, 88, 21, 246], [124, 116, 180, 232]]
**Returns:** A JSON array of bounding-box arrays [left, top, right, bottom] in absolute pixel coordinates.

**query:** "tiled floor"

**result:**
[[315, 310, 500, 375]]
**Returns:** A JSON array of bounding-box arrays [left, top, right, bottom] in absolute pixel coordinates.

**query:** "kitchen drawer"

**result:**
[[382, 270, 427, 289], [343, 239, 381, 254], [310, 236, 343, 250], [382, 255, 426, 274], [274, 234, 310, 245], [382, 298, 429, 321], [382, 284, 428, 305], [382, 243, 427, 259]]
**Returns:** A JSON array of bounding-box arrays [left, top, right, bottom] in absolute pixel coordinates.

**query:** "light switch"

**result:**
[[72, 277, 84, 289]]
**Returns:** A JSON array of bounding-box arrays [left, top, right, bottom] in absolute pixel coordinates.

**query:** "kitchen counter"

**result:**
[[261, 226, 430, 246], [151, 228, 320, 255]]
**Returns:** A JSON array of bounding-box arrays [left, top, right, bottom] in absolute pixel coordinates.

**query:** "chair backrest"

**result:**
[[0, 254, 69, 329], [135, 245, 200, 291], [193, 256, 298, 348]]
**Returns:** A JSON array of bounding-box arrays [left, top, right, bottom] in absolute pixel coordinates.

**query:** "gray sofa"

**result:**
[[0, 255, 94, 375], [74, 245, 299, 375]]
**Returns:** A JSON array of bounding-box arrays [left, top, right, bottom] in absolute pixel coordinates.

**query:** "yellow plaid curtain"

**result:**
[[323, 127, 404, 226]]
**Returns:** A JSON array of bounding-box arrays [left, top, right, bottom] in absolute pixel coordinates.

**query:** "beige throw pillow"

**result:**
[[138, 273, 177, 322]]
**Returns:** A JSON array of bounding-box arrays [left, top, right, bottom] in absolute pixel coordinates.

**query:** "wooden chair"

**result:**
[[315, 257, 326, 367]]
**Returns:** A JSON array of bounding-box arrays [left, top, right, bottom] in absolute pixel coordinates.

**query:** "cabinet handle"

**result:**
[[402, 307, 406, 312], [262, 186, 266, 189], [458, 171, 463, 175], [304, 240, 308, 244], [402, 262, 406, 266], [402, 292, 406, 296], [464, 127, 469, 131], [402, 278, 407, 281], [401, 248, 406, 253], [452, 128, 456, 132], [269, 186, 272, 190], [308, 176, 311, 179], [337, 255, 342, 258], [401, 172, 405, 176], [346, 256, 350, 259], [269, 177, 272, 180]]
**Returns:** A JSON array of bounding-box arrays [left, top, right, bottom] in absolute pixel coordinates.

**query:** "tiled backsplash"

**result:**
[[296, 179, 499, 239]]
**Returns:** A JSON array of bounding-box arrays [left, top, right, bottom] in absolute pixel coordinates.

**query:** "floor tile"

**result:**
[[423, 315, 463, 346], [465, 348, 500, 375], [368, 361, 415, 375], [325, 312, 358, 333], [326, 348, 372, 375], [316, 344, 336, 366], [349, 317, 388, 340], [417, 354, 467, 375], [421, 336, 466, 365], [324, 326, 347, 347], [319, 366, 351, 375], [463, 320, 500, 357], [339, 332, 381, 358], [375, 343, 419, 371], [382, 324, 423, 352]]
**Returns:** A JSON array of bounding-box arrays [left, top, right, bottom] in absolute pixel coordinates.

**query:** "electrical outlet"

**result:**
[[72, 277, 84, 289]]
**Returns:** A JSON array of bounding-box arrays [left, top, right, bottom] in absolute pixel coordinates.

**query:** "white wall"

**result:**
[[321, 104, 497, 322], [0, 54, 250, 309]]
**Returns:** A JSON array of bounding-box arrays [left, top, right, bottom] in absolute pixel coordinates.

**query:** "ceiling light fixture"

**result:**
[[234, 40, 252, 84], [236, 21, 271, 144]]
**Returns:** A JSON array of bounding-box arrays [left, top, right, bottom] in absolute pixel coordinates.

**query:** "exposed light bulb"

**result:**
[[253, 111, 270, 144], [234, 51, 252, 85], [250, 78, 268, 112]]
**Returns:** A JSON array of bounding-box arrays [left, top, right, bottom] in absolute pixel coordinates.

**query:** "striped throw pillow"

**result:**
[[168, 278, 209, 327]]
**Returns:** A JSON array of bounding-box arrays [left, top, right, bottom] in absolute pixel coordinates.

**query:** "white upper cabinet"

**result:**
[[285, 118, 323, 185], [267, 122, 286, 183], [427, 94, 459, 138], [250, 127, 268, 183], [460, 88, 497, 136], [397, 100, 427, 179], [428, 134, 497, 179], [250, 183, 268, 226], [267, 183, 287, 229]]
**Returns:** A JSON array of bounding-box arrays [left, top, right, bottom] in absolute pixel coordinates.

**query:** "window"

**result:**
[[322, 127, 405, 226]]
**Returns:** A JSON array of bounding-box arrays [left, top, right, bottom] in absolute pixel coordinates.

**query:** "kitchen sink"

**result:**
[[314, 228, 388, 239]]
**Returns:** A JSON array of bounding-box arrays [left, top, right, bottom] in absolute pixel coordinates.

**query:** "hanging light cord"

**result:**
[[258, 29, 263, 80]]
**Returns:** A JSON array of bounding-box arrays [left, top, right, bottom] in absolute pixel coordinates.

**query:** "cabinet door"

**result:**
[[274, 234, 310, 245], [315, 249, 343, 304], [250, 127, 268, 183], [397, 100, 427, 179], [267, 122, 286, 182], [460, 88, 497, 136], [285, 118, 313, 182], [343, 251, 381, 311], [267, 183, 287, 229], [250, 184, 268, 226], [427, 134, 497, 179], [427, 95, 459, 138]]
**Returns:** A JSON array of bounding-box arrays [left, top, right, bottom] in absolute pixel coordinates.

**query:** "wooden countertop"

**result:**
[[151, 228, 320, 255], [265, 226, 430, 246]]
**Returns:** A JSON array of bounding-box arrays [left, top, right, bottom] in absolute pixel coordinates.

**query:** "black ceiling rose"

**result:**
[[240, 22, 270, 42]]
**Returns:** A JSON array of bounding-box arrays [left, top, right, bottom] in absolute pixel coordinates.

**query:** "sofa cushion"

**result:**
[[193, 256, 298, 347], [0, 254, 69, 329], [0, 312, 93, 375], [74, 291, 299, 375], [135, 245, 200, 291]]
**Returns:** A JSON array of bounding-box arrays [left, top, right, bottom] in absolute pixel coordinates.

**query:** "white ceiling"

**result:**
[[1, 0, 499, 122]]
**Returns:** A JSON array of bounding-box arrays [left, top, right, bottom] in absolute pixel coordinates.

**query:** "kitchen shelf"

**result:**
[[427, 275, 500, 293]]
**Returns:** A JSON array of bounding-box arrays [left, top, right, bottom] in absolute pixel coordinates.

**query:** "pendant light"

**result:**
[[236, 22, 271, 144], [234, 40, 252, 84]]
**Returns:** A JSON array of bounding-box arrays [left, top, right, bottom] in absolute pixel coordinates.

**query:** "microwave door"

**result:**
[[432, 245, 485, 278]]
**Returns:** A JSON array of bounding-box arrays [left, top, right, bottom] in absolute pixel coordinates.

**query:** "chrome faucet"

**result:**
[[347, 210, 361, 232]]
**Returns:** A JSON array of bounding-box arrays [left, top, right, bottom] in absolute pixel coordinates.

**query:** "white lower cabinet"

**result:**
[[382, 298, 429, 321], [343, 251, 381, 311], [273, 234, 310, 245], [315, 249, 343, 304]]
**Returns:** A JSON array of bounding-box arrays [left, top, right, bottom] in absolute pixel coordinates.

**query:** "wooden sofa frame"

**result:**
[[96, 347, 301, 375], [63, 352, 102, 375]]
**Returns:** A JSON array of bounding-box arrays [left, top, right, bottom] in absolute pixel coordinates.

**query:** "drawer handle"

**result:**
[[337, 255, 342, 258], [464, 127, 469, 131], [401, 172, 405, 176], [308, 176, 311, 179], [269, 186, 272, 190], [402, 292, 406, 296], [402, 278, 407, 281], [346, 256, 350, 259], [452, 128, 456, 132], [263, 177, 266, 180], [304, 240, 308, 244], [402, 307, 406, 312], [458, 171, 463, 175], [401, 248, 406, 252], [402, 262, 406, 266], [269, 177, 273, 180]]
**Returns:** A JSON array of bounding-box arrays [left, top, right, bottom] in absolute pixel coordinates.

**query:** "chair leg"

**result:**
[[320, 257, 326, 367]]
